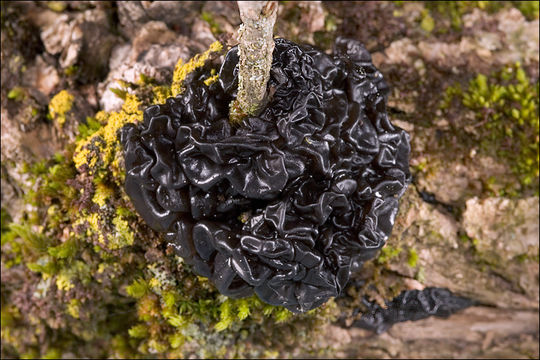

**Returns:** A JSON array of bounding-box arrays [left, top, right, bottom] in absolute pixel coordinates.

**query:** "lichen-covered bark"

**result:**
[[230, 1, 277, 123]]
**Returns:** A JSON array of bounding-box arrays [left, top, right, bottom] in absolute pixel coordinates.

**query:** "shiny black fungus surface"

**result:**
[[120, 38, 411, 313], [351, 287, 473, 333]]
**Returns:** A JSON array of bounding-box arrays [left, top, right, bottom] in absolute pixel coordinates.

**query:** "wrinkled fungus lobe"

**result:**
[[120, 38, 411, 313], [352, 288, 473, 334]]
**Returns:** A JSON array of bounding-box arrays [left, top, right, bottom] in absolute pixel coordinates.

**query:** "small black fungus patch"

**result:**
[[350, 287, 474, 333], [120, 38, 411, 313]]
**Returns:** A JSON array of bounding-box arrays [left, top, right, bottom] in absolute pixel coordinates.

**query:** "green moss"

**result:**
[[7, 86, 25, 101], [64, 65, 79, 77], [77, 116, 103, 140], [124, 270, 335, 356], [407, 248, 419, 268], [8, 223, 50, 255], [1, 207, 11, 233], [424, 1, 497, 30], [109, 87, 127, 100], [442, 62, 539, 194], [128, 324, 148, 339], [512, 0, 539, 20], [126, 278, 150, 299], [66, 299, 81, 319], [23, 152, 78, 211], [201, 11, 222, 36], [48, 238, 77, 259], [515, 252, 540, 263], [168, 332, 185, 349], [26, 256, 57, 277], [377, 245, 403, 264], [420, 10, 435, 32], [395, 1, 538, 33]]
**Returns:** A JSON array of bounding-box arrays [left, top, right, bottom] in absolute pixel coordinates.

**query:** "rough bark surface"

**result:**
[[230, 1, 277, 122], [323, 306, 539, 358]]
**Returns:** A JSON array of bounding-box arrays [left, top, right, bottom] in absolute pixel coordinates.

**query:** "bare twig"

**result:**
[[230, 1, 278, 123]]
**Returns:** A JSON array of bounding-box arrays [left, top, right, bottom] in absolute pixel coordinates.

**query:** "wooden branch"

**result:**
[[230, 1, 278, 123]]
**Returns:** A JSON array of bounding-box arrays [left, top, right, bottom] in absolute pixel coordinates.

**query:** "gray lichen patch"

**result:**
[[462, 196, 539, 299], [232, 1, 277, 121], [385, 188, 539, 309]]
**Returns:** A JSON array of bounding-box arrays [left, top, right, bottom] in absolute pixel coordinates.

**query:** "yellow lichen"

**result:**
[[56, 273, 74, 291], [73, 147, 92, 171], [120, 94, 143, 115], [110, 216, 135, 249], [74, 43, 224, 174], [46, 205, 58, 218], [87, 213, 100, 232], [152, 86, 172, 105], [149, 278, 161, 290], [67, 299, 80, 319], [92, 183, 114, 208], [73, 94, 143, 174], [94, 110, 109, 124], [204, 74, 219, 86], [49, 90, 74, 127], [110, 155, 125, 182], [171, 41, 223, 96], [97, 263, 107, 274]]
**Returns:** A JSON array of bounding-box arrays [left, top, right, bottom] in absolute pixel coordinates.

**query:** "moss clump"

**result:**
[[395, 1, 539, 33], [1, 207, 12, 233], [201, 11, 223, 36], [49, 90, 74, 127], [419, 9, 435, 32], [441, 62, 539, 194], [407, 248, 419, 268], [424, 1, 499, 30], [7, 86, 25, 101], [124, 273, 336, 357], [377, 245, 403, 264], [511, 1, 540, 20], [1, 42, 337, 359], [77, 115, 103, 140]]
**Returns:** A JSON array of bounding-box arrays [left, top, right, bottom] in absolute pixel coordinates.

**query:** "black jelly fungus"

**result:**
[[350, 287, 474, 333], [120, 38, 411, 313]]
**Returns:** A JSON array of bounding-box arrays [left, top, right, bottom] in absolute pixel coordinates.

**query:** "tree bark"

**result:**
[[323, 306, 539, 358], [322, 187, 539, 358], [230, 1, 277, 123]]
